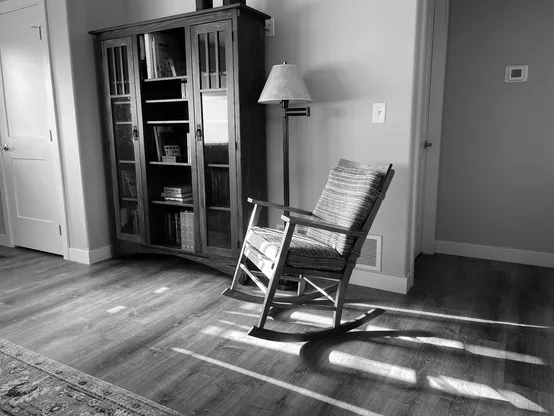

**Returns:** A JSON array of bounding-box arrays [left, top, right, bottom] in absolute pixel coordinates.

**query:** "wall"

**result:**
[[69, 0, 422, 284], [437, 0, 554, 255]]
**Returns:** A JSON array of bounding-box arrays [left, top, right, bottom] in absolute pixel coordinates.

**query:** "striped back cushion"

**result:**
[[306, 165, 384, 256]]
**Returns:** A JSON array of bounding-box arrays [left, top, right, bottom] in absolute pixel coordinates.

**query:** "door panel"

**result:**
[[191, 20, 237, 257], [101, 38, 143, 242], [0, 3, 63, 254]]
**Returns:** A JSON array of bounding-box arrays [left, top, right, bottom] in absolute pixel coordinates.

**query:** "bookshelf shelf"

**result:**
[[199, 88, 227, 93], [147, 120, 190, 125], [119, 160, 135, 164], [152, 200, 194, 208], [207, 206, 231, 212], [145, 98, 188, 104], [115, 121, 133, 125], [122, 197, 138, 202], [150, 161, 191, 167], [144, 75, 188, 82], [206, 164, 230, 168]]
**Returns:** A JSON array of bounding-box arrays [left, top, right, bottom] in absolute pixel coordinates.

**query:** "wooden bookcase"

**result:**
[[91, 5, 268, 274]]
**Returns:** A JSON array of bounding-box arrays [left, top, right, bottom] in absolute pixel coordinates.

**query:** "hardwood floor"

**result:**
[[0, 246, 552, 415]]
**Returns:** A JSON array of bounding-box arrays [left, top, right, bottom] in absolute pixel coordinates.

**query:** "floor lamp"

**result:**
[[258, 63, 312, 216]]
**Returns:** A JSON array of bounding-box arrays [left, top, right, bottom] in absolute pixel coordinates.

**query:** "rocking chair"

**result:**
[[222, 159, 394, 342]]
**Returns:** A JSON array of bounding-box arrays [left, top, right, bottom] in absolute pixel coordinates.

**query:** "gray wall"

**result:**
[[69, 0, 421, 278], [437, 0, 554, 254]]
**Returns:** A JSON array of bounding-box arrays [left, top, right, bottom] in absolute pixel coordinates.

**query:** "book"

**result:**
[[144, 34, 154, 78], [163, 196, 193, 203], [161, 191, 192, 198], [162, 155, 186, 163], [180, 211, 195, 252], [164, 184, 192, 194], [153, 126, 163, 161]]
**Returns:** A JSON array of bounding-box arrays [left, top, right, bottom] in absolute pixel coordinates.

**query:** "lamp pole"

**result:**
[[282, 99, 290, 217]]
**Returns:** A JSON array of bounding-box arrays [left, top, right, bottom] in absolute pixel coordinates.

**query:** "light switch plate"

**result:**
[[265, 18, 275, 37], [372, 102, 386, 123]]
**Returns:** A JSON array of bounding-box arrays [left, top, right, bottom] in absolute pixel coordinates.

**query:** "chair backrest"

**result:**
[[306, 160, 393, 257]]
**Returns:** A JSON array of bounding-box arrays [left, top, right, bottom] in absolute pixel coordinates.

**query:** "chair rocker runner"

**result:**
[[222, 159, 395, 342]]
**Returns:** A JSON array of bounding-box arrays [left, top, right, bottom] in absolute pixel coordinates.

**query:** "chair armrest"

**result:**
[[281, 215, 366, 237], [247, 198, 313, 216]]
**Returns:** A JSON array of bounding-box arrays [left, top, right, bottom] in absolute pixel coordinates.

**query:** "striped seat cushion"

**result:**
[[247, 226, 346, 272], [306, 165, 384, 256]]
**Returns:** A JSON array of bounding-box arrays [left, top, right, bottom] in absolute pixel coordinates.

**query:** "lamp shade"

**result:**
[[258, 63, 312, 104]]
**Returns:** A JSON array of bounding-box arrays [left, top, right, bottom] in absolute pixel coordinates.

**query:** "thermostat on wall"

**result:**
[[505, 65, 528, 83]]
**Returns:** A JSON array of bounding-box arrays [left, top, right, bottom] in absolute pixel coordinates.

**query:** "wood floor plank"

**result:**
[[0, 248, 552, 416]]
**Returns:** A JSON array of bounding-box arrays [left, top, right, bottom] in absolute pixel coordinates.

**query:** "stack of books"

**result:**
[[161, 184, 192, 204]]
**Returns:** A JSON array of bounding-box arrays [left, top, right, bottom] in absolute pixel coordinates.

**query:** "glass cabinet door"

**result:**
[[191, 21, 237, 256], [102, 38, 143, 242]]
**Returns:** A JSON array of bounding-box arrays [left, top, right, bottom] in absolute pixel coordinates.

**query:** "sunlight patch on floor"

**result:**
[[363, 325, 546, 365], [427, 375, 547, 413], [106, 306, 127, 314], [349, 303, 551, 329], [172, 347, 384, 416], [201, 325, 303, 355], [153, 287, 170, 294]]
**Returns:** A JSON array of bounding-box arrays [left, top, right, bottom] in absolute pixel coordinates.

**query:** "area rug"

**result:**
[[0, 337, 182, 415]]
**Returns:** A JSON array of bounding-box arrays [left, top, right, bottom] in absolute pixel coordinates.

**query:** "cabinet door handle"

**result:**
[[196, 124, 203, 141], [132, 126, 139, 141]]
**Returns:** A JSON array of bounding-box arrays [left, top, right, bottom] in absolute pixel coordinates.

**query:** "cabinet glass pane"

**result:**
[[202, 91, 229, 164], [105, 41, 140, 238], [205, 167, 230, 207], [207, 210, 230, 249], [218, 31, 226, 88]]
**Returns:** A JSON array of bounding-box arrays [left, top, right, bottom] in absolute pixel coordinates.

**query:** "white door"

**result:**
[[0, 1, 65, 255]]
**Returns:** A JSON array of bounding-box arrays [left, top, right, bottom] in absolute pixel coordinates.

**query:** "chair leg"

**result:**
[[231, 204, 261, 291], [333, 269, 353, 327], [230, 252, 246, 291], [297, 275, 306, 296], [333, 282, 346, 327], [257, 268, 282, 328], [258, 222, 295, 329]]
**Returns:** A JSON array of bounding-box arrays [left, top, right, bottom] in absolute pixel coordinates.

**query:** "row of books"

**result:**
[[161, 184, 192, 203], [153, 127, 192, 163], [143, 33, 187, 79], [164, 211, 194, 252]]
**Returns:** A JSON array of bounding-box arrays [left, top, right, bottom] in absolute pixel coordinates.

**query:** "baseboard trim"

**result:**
[[0, 234, 12, 247], [436, 241, 554, 268], [68, 245, 113, 265], [351, 267, 410, 294]]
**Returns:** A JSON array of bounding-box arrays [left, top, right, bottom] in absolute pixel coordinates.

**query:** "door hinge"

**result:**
[[231, 31, 234, 42], [49, 130, 53, 142], [58, 225, 62, 235]]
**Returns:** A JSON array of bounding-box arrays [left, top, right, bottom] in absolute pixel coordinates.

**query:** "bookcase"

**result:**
[[92, 5, 268, 274]]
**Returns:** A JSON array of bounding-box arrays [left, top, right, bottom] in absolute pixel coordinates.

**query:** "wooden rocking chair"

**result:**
[[222, 159, 394, 342]]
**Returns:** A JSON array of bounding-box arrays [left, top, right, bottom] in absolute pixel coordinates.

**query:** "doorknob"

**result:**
[[1, 144, 8, 151], [424, 141, 433, 149]]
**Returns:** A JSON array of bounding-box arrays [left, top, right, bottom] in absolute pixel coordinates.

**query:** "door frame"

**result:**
[[0, 0, 69, 258], [410, 0, 450, 265]]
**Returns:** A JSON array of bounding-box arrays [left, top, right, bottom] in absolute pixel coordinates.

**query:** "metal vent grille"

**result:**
[[357, 235, 382, 271]]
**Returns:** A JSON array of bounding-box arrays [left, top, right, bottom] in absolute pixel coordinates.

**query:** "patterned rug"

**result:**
[[0, 338, 182, 415]]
